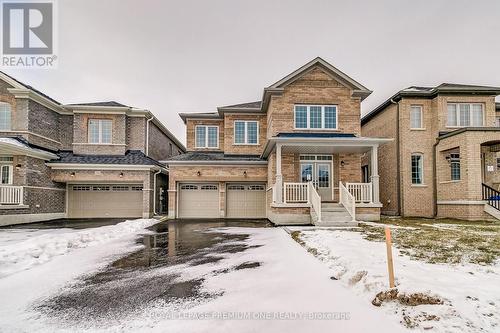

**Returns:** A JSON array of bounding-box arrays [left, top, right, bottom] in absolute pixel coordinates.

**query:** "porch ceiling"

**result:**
[[262, 136, 392, 157]]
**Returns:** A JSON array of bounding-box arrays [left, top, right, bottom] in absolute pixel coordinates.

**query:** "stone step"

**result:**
[[315, 221, 358, 227], [322, 206, 348, 212]]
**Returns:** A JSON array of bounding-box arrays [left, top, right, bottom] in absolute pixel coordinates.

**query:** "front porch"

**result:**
[[263, 134, 390, 225]]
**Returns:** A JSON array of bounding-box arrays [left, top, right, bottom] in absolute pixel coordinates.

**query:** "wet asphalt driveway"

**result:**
[[35, 219, 271, 327]]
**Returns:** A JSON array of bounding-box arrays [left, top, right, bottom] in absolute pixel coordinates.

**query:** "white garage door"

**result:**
[[68, 184, 143, 218], [226, 183, 266, 218], [178, 183, 219, 218]]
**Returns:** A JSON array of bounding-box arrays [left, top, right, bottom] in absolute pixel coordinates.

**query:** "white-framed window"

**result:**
[[88, 119, 112, 144], [411, 153, 424, 185], [450, 153, 460, 181], [294, 105, 338, 130], [0, 102, 12, 131], [195, 125, 218, 148], [410, 105, 423, 129], [447, 103, 484, 127], [0, 165, 13, 184], [234, 120, 259, 145]]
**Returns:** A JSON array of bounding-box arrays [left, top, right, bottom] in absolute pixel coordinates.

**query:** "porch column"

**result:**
[[275, 143, 283, 203], [370, 145, 381, 204]]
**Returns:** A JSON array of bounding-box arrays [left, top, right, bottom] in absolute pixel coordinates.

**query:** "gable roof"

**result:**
[[66, 101, 129, 108], [362, 83, 500, 125], [266, 57, 372, 99]]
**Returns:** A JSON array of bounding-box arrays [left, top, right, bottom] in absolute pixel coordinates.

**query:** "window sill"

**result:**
[[410, 128, 426, 131], [439, 180, 461, 184], [194, 147, 220, 149], [233, 143, 259, 146], [293, 128, 339, 131], [0, 204, 29, 209], [411, 184, 428, 188], [73, 143, 125, 146]]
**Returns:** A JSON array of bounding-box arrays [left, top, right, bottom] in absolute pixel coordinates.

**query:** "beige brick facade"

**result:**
[[362, 89, 500, 221]]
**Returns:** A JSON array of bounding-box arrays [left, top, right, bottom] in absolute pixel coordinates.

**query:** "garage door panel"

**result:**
[[69, 184, 143, 218], [226, 183, 266, 218], [178, 183, 219, 218]]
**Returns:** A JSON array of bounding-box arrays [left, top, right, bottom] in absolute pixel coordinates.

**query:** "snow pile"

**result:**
[[0, 219, 158, 278], [290, 227, 500, 332]]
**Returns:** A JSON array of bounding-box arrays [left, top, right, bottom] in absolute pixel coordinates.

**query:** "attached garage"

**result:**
[[178, 183, 220, 218], [226, 183, 266, 218], [68, 184, 143, 218]]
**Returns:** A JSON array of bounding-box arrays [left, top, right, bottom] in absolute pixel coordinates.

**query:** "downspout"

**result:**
[[390, 98, 402, 216], [432, 138, 440, 217], [146, 115, 154, 156]]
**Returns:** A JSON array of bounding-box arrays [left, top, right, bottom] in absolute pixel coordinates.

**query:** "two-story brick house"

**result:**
[[0, 72, 185, 226], [165, 58, 391, 225], [362, 84, 500, 221]]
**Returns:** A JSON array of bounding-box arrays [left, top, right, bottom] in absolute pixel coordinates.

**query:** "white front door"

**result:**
[[300, 156, 333, 201]]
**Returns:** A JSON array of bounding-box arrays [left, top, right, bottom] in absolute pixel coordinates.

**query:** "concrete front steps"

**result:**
[[314, 203, 358, 227]]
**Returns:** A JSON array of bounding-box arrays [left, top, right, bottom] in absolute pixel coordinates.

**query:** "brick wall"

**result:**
[[126, 116, 146, 152], [186, 119, 224, 151], [59, 115, 74, 150], [73, 113, 126, 155], [267, 67, 362, 137], [223, 114, 267, 155], [27, 100, 60, 150], [361, 104, 399, 215], [147, 122, 182, 161]]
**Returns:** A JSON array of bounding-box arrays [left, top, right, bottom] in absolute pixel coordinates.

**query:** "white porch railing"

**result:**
[[0, 186, 24, 205], [308, 182, 322, 223], [283, 182, 308, 203], [339, 182, 356, 222], [346, 182, 373, 203]]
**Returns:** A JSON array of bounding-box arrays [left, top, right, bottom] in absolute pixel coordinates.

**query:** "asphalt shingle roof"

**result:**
[[165, 152, 264, 162], [0, 71, 61, 105], [276, 132, 356, 138], [66, 101, 129, 107], [220, 101, 262, 109], [51, 150, 164, 166]]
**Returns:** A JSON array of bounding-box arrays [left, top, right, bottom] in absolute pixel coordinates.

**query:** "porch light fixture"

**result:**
[[119, 172, 124, 178], [197, 171, 201, 176], [70, 172, 75, 177], [340, 160, 345, 167], [243, 170, 247, 177], [15, 164, 21, 170]]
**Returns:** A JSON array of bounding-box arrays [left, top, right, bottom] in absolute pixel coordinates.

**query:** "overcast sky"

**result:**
[[5, 0, 500, 145]]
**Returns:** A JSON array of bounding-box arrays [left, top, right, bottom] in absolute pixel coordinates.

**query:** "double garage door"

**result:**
[[68, 184, 143, 218], [178, 183, 266, 219]]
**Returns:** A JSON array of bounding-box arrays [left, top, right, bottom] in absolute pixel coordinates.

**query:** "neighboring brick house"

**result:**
[[0, 72, 185, 226], [165, 58, 391, 225], [362, 84, 500, 221]]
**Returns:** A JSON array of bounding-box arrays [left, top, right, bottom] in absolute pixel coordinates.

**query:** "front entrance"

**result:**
[[300, 155, 333, 201]]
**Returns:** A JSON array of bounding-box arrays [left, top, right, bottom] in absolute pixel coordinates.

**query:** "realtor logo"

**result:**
[[1, 0, 57, 68]]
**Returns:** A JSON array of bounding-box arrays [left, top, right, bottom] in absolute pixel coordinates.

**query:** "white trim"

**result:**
[[409, 105, 424, 129], [88, 119, 113, 144], [7, 88, 68, 114], [233, 120, 259, 145], [0, 140, 58, 160], [293, 104, 338, 130], [0, 165, 13, 184], [46, 163, 162, 171], [437, 200, 487, 205], [72, 143, 126, 146], [165, 161, 267, 166], [446, 102, 485, 127], [194, 125, 219, 149], [0, 212, 66, 227], [23, 185, 66, 191]]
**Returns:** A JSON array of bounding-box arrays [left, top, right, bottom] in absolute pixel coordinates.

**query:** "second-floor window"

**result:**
[[410, 105, 423, 129], [88, 119, 112, 144], [294, 105, 337, 130], [195, 125, 218, 148], [0, 102, 12, 130], [447, 103, 483, 127], [234, 120, 258, 145]]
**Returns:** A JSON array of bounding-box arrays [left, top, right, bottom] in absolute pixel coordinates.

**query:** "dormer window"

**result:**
[[447, 103, 483, 127], [195, 125, 218, 148], [294, 105, 337, 130], [88, 119, 112, 144], [0, 102, 12, 130]]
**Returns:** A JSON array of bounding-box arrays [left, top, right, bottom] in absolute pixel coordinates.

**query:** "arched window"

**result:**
[[0, 102, 12, 130]]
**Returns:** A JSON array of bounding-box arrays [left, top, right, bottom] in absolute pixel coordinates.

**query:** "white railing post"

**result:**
[[339, 182, 356, 222]]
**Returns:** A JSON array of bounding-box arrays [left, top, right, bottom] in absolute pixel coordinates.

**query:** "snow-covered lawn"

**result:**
[[289, 219, 500, 332], [0, 222, 405, 333]]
